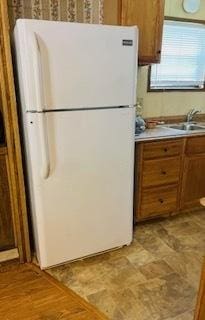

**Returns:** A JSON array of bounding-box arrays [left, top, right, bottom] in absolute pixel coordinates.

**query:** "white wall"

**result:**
[[138, 0, 205, 118]]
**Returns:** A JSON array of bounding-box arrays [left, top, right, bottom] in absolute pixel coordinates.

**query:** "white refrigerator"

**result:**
[[14, 19, 138, 269]]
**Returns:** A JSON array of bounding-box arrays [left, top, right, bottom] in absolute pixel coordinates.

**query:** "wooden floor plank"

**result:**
[[195, 259, 205, 320], [0, 263, 108, 320]]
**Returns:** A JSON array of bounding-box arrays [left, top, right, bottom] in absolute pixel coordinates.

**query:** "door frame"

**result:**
[[194, 259, 205, 320], [0, 0, 30, 262]]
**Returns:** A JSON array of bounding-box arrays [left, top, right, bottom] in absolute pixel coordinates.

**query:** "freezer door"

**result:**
[[14, 19, 137, 111], [24, 108, 135, 268]]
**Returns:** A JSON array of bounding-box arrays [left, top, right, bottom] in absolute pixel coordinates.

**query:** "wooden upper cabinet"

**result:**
[[121, 0, 165, 64], [103, 0, 165, 64], [103, 0, 122, 26]]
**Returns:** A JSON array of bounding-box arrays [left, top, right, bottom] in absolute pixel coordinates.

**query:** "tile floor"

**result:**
[[47, 210, 205, 320]]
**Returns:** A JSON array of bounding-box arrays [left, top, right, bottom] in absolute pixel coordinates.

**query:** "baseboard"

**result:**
[[0, 248, 19, 263]]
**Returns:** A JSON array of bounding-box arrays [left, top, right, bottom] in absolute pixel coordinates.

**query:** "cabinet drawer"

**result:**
[[143, 140, 183, 159], [142, 157, 181, 187], [186, 136, 205, 155], [140, 185, 178, 219]]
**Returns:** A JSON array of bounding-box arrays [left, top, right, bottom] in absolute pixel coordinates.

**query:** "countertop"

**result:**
[[135, 123, 205, 142]]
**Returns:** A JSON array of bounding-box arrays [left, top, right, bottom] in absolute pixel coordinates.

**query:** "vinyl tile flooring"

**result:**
[[47, 210, 205, 320]]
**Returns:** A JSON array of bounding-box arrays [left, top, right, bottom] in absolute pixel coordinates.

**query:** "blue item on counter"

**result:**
[[135, 116, 146, 135]]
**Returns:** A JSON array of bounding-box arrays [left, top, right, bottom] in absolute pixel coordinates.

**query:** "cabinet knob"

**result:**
[[161, 170, 167, 175], [157, 50, 161, 54], [159, 198, 164, 204], [164, 148, 168, 152]]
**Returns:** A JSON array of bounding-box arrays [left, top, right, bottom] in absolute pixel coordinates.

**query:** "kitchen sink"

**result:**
[[167, 123, 205, 131]]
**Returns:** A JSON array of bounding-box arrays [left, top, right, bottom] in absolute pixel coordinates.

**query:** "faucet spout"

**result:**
[[186, 108, 201, 123]]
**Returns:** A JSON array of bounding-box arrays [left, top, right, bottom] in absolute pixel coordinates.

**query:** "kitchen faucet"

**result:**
[[186, 108, 201, 123]]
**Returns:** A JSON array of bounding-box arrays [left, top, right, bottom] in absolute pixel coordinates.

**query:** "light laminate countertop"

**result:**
[[135, 123, 205, 142]]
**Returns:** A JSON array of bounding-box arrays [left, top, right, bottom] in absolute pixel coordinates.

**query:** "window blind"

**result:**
[[150, 20, 205, 90]]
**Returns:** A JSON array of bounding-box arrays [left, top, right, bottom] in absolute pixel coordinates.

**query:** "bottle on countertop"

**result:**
[[135, 101, 145, 135]]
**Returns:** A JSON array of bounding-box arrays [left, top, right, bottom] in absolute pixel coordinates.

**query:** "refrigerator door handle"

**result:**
[[30, 31, 44, 112], [30, 32, 50, 179], [38, 113, 50, 179]]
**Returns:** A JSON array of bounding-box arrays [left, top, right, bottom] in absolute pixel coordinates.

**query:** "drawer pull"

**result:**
[[159, 198, 164, 204], [161, 170, 167, 175], [164, 148, 168, 152]]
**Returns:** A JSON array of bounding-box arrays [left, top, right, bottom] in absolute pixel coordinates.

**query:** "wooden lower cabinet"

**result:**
[[181, 156, 205, 209], [135, 139, 183, 221], [186, 135, 205, 155], [181, 137, 205, 209], [140, 185, 178, 219], [143, 139, 184, 159], [135, 135, 205, 221], [142, 157, 181, 188], [0, 148, 15, 250]]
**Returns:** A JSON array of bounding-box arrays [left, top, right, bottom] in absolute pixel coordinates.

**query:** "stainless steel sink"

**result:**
[[167, 123, 205, 131]]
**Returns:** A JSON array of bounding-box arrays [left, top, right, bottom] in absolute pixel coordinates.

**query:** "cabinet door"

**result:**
[[103, 0, 121, 25], [121, 0, 165, 64], [181, 155, 205, 209], [0, 152, 15, 250]]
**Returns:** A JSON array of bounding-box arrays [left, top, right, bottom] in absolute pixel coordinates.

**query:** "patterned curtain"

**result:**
[[8, 0, 104, 30]]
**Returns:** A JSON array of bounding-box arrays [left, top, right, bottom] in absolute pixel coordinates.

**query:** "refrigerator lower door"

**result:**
[[24, 107, 135, 269]]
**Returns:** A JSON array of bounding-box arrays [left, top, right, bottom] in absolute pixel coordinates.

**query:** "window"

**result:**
[[149, 19, 205, 91]]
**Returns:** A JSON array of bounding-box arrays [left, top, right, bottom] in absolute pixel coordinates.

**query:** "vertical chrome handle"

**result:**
[[30, 32, 50, 179]]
